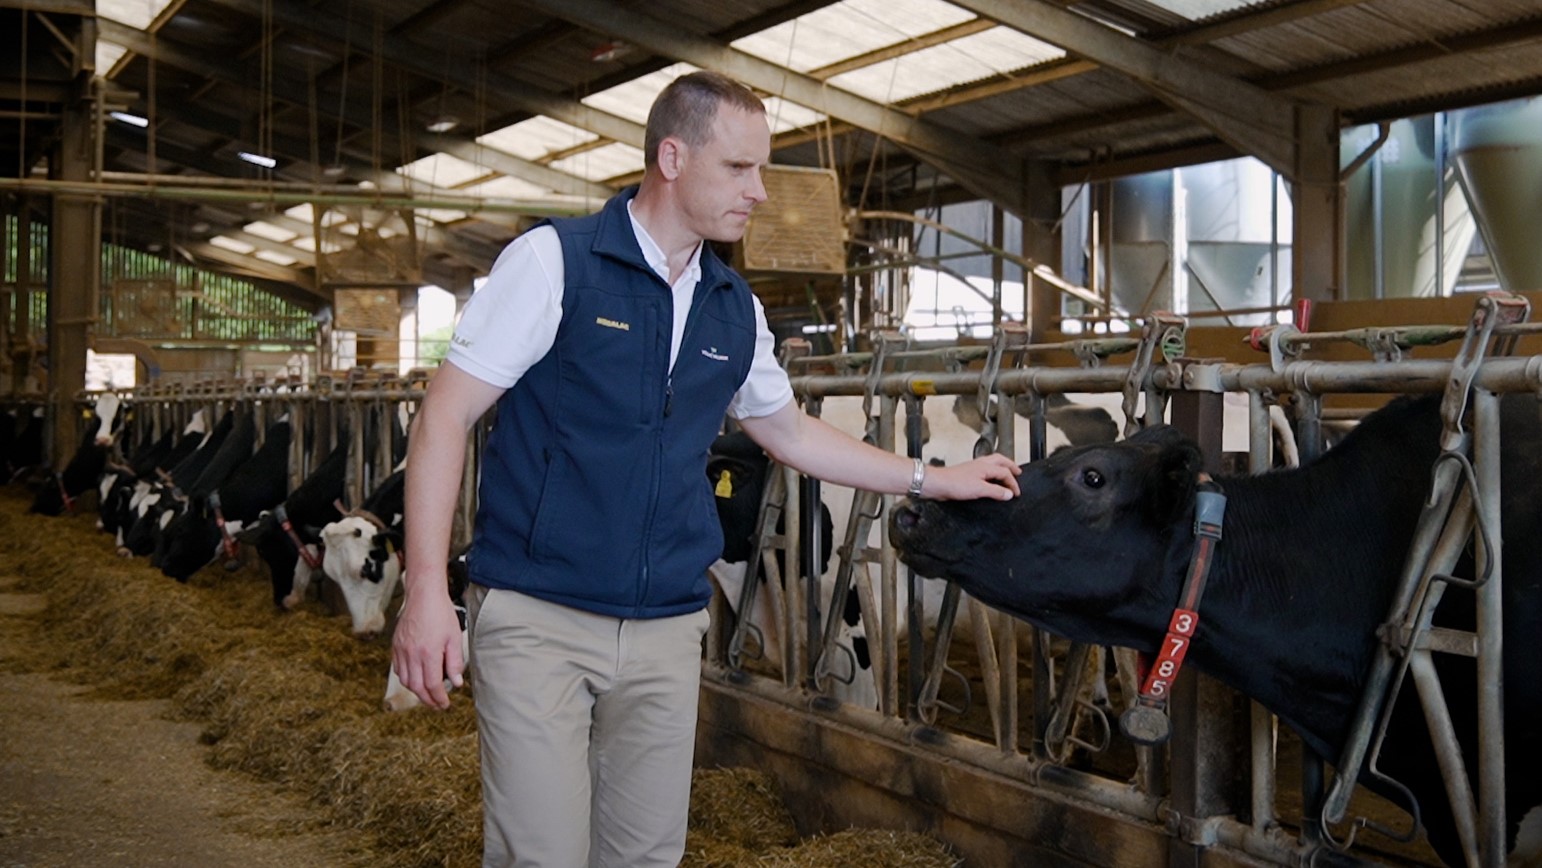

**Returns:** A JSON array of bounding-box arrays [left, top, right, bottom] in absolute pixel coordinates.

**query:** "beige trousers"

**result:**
[[467, 585, 710, 868]]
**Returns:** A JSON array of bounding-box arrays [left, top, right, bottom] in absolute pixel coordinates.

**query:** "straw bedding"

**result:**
[[0, 490, 957, 867]]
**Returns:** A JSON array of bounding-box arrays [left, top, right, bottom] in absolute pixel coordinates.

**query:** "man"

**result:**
[[392, 71, 1020, 868]]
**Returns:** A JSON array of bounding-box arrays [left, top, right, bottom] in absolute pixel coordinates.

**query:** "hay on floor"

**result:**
[[1, 491, 961, 868]]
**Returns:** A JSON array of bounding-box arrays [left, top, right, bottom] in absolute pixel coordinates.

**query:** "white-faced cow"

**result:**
[[315, 468, 406, 635], [30, 393, 123, 516], [890, 393, 1541, 867]]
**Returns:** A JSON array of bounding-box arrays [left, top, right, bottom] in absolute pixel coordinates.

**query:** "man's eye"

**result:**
[[1081, 468, 1104, 489]]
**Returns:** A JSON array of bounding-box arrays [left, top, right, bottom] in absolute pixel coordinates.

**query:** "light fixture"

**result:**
[[109, 111, 149, 128], [322, 164, 347, 178], [190, 221, 210, 234], [426, 116, 458, 133], [590, 41, 631, 62], [237, 151, 277, 169]]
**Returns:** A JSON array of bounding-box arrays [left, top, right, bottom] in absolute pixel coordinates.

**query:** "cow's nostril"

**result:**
[[894, 506, 919, 531]]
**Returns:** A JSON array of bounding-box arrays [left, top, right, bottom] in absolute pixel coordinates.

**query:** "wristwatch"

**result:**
[[907, 457, 926, 498]]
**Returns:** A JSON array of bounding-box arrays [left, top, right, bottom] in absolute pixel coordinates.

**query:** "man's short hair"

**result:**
[[644, 71, 766, 169]]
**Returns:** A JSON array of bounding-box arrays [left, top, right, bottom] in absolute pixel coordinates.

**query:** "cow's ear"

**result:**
[[1142, 433, 1202, 526]]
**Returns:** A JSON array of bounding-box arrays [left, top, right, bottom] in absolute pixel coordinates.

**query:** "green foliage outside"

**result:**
[[419, 324, 454, 365]]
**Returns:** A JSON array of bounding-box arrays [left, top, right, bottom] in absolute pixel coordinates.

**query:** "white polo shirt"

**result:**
[[447, 202, 794, 420]]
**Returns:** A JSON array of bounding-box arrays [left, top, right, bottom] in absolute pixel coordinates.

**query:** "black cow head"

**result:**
[[890, 425, 1202, 647], [157, 497, 223, 582]]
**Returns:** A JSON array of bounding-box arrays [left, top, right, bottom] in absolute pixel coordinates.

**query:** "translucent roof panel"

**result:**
[[732, 0, 974, 73], [764, 97, 826, 134], [477, 116, 599, 162], [463, 175, 557, 200], [254, 250, 299, 266], [1138, 0, 1258, 19], [416, 209, 469, 225], [242, 221, 298, 243], [98, 0, 178, 30], [828, 26, 1064, 103], [284, 204, 346, 227], [208, 236, 255, 255], [96, 41, 129, 78], [290, 236, 344, 254], [396, 153, 496, 189], [581, 62, 700, 126], [549, 142, 646, 182]]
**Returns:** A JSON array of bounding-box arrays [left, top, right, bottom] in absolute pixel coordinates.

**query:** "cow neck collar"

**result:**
[[272, 505, 321, 570], [1118, 473, 1227, 747], [208, 490, 240, 561], [55, 473, 76, 514]]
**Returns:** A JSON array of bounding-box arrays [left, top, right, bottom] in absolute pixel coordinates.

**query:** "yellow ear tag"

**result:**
[[715, 470, 733, 498], [385, 538, 396, 554]]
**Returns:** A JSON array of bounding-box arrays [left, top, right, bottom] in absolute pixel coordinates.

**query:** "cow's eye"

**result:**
[[353, 528, 363, 537], [1081, 468, 1105, 489]]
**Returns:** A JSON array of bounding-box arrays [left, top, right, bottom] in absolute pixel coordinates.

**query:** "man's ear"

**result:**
[[657, 136, 685, 181]]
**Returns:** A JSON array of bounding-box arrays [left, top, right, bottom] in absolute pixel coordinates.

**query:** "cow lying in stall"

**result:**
[[889, 393, 1541, 867]]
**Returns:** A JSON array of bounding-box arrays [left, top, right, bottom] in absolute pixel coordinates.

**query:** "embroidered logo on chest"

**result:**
[[595, 317, 630, 331], [700, 346, 729, 362]]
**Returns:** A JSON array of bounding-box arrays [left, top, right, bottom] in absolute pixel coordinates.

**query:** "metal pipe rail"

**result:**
[[753, 350, 1542, 867], [791, 355, 1542, 401]]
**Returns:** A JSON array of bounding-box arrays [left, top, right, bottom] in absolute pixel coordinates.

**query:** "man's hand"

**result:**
[[920, 453, 1021, 501], [390, 584, 465, 710]]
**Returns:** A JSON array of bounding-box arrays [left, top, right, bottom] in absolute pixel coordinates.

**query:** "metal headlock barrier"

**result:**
[[110, 367, 461, 541], [702, 292, 1537, 868], [67, 292, 1539, 867]]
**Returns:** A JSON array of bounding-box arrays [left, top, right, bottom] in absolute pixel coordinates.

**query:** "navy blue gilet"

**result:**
[[467, 188, 757, 619]]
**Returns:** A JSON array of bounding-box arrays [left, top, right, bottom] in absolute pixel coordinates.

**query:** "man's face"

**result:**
[[676, 106, 771, 243]]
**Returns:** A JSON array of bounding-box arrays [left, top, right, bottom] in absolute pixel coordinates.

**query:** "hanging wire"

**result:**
[[372, 10, 384, 179], [16, 10, 27, 179], [146, 24, 157, 173], [260, 0, 275, 184], [307, 54, 321, 180], [332, 1, 354, 175]]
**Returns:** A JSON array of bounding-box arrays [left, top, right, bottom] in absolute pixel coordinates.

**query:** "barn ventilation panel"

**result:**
[[107, 278, 182, 338], [314, 205, 423, 290], [742, 166, 846, 275]]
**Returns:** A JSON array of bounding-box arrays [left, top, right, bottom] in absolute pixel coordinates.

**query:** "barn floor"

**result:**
[[0, 580, 380, 866], [0, 489, 960, 868]]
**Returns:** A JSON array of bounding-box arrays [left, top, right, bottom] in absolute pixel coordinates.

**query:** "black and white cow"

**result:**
[[157, 419, 292, 582], [147, 410, 257, 570], [890, 393, 1542, 867], [29, 393, 124, 516], [243, 437, 351, 609], [122, 409, 239, 558], [98, 426, 177, 540], [705, 430, 877, 709], [313, 468, 407, 635]]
